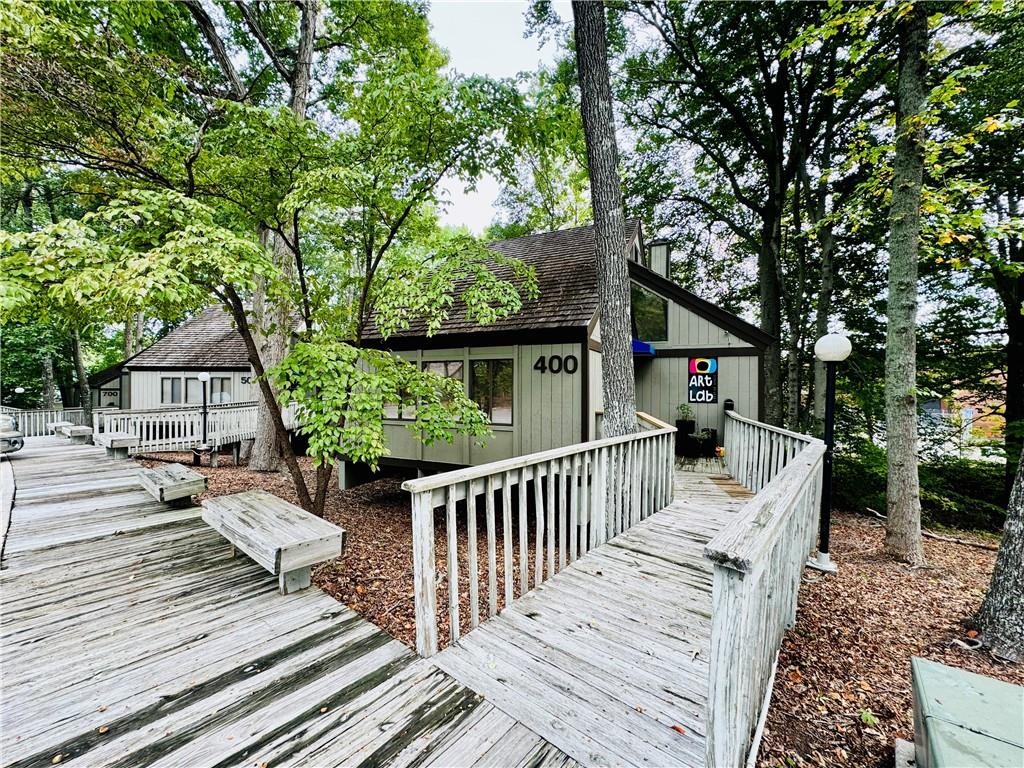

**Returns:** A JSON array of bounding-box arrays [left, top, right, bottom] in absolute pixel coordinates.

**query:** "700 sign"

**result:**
[[534, 355, 579, 374]]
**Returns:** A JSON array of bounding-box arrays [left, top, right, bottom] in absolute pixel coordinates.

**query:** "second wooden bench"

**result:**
[[201, 490, 346, 594], [138, 463, 207, 506]]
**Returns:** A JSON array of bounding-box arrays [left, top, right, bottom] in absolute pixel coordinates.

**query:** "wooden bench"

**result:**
[[95, 431, 139, 459], [201, 490, 346, 594], [47, 420, 74, 435], [138, 463, 207, 506], [60, 425, 93, 444]]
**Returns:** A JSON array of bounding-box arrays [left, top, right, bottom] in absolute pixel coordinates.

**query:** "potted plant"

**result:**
[[697, 427, 719, 458], [675, 404, 696, 456]]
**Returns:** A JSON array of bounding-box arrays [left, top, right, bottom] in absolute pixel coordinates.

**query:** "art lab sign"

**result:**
[[687, 357, 718, 403]]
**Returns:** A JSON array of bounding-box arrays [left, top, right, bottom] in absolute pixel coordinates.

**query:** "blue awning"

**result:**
[[632, 339, 656, 357]]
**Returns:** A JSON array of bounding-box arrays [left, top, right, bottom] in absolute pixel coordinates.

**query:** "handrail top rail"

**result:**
[[103, 401, 259, 416], [402, 421, 675, 495], [724, 409, 816, 445], [705, 437, 825, 574]]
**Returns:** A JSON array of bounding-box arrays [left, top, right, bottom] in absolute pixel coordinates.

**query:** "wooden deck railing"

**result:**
[[2, 407, 97, 437], [704, 410, 825, 767], [92, 401, 297, 454], [402, 412, 676, 657]]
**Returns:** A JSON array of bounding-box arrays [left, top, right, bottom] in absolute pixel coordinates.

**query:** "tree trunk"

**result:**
[[572, 0, 637, 438], [123, 319, 135, 360], [974, 447, 1024, 661], [760, 204, 785, 427], [884, 3, 928, 565], [71, 328, 92, 421], [134, 311, 145, 354], [41, 353, 56, 409], [249, 0, 319, 471], [248, 232, 294, 472]]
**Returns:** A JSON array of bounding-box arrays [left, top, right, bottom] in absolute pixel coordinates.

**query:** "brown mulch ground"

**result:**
[[756, 513, 1022, 768], [136, 454, 1021, 766]]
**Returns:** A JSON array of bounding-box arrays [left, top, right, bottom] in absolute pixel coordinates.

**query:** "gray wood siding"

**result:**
[[658, 301, 754, 350], [381, 343, 584, 467], [128, 369, 256, 409], [635, 354, 760, 435]]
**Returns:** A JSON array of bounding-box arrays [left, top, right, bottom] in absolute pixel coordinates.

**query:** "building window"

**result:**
[[185, 377, 201, 404], [471, 359, 513, 426], [211, 377, 232, 404], [423, 360, 464, 381], [631, 284, 669, 342], [161, 377, 182, 404]]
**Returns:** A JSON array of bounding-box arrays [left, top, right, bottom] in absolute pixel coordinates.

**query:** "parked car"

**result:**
[[1, 413, 25, 454]]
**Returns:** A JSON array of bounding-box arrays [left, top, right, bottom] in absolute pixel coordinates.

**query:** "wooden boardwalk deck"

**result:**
[[433, 472, 752, 767], [1, 440, 750, 768], [1, 439, 574, 768]]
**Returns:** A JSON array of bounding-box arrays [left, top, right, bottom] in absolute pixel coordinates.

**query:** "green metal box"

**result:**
[[912, 657, 1024, 768]]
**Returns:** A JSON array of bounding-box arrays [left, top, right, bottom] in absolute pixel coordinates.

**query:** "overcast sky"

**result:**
[[428, 1, 570, 233]]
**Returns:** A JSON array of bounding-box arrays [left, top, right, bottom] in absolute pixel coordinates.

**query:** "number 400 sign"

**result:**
[[687, 357, 718, 403]]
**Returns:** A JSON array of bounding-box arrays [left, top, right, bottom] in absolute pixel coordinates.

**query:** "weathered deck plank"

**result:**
[[0, 438, 572, 768], [433, 469, 753, 768], [2, 439, 750, 768]]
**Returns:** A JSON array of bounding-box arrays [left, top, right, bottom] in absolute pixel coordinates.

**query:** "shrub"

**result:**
[[834, 441, 1005, 532]]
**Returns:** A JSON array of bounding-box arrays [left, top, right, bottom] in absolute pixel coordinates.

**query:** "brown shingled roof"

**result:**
[[373, 220, 641, 342], [125, 307, 250, 370]]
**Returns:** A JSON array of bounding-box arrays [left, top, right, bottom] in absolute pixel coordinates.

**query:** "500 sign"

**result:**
[[534, 355, 579, 374]]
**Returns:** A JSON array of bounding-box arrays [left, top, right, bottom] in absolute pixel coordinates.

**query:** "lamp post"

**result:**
[[810, 333, 852, 574], [196, 372, 210, 465]]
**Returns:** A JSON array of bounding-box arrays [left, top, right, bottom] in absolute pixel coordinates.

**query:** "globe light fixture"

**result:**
[[810, 333, 852, 574], [14, 387, 25, 394], [814, 333, 852, 363]]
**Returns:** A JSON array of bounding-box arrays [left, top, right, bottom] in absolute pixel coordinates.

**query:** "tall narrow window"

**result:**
[[211, 377, 232, 404], [471, 359, 513, 425], [185, 377, 201, 404], [161, 377, 182, 404]]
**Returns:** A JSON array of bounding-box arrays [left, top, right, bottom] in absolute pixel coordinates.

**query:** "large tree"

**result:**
[[974, 447, 1024, 660], [572, 0, 636, 437], [1, 1, 536, 515], [883, 3, 930, 565]]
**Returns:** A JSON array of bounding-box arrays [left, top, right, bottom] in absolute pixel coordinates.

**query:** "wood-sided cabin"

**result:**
[[354, 221, 771, 485], [117, 308, 257, 410]]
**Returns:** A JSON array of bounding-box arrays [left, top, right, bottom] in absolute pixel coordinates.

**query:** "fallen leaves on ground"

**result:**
[[756, 513, 1021, 768]]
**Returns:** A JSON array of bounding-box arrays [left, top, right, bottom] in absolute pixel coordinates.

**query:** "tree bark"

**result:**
[[760, 213, 785, 427], [41, 353, 56, 409], [71, 328, 92, 420], [974, 447, 1024, 661], [884, 3, 928, 565], [123, 319, 135, 360], [572, 0, 637, 438]]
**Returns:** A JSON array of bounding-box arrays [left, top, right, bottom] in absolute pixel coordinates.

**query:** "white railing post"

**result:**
[[411, 490, 438, 657]]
